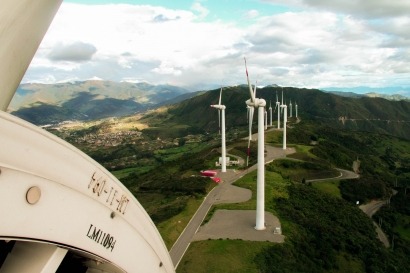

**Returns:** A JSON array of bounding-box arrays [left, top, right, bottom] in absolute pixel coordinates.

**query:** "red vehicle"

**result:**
[[211, 177, 221, 183], [200, 170, 217, 177]]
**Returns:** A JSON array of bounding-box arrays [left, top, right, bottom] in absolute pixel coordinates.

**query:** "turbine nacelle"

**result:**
[[274, 101, 279, 112], [280, 104, 284, 112], [210, 104, 226, 110], [246, 98, 266, 108]]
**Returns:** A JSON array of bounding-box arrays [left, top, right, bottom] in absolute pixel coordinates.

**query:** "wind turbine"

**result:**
[[280, 89, 287, 150], [211, 87, 226, 172], [269, 101, 272, 127], [244, 58, 266, 230], [275, 91, 280, 129]]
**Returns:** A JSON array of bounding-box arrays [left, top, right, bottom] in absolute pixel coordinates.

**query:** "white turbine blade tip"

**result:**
[[219, 87, 222, 105]]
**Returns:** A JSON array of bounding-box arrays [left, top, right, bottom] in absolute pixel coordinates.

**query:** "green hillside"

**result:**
[[155, 86, 410, 140], [37, 85, 409, 272], [131, 89, 409, 272], [176, 127, 410, 273]]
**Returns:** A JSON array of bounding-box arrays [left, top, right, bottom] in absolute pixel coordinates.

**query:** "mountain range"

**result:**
[[154, 86, 410, 140], [324, 90, 410, 101], [9, 80, 194, 124], [323, 86, 410, 101]]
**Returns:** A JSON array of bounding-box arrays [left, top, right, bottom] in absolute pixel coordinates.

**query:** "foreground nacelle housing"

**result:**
[[0, 111, 174, 273]]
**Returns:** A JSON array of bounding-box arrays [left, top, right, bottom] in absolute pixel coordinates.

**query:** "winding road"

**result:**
[[306, 168, 359, 182]]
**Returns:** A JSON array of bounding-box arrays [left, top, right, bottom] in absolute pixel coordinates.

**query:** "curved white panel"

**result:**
[[0, 111, 174, 272], [0, 0, 63, 111]]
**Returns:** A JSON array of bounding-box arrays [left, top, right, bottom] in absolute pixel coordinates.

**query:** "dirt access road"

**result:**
[[306, 168, 359, 182], [359, 200, 391, 247]]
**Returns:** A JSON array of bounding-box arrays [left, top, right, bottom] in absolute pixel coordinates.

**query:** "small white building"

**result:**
[[216, 156, 240, 167]]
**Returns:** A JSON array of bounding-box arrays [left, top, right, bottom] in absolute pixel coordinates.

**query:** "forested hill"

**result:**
[[161, 86, 410, 140]]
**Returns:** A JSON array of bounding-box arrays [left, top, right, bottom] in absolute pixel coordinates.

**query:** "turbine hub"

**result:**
[[211, 104, 225, 110], [246, 98, 265, 108]]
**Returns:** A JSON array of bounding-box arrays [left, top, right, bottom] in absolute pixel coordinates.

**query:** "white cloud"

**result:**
[[152, 61, 183, 76], [48, 41, 97, 62], [191, 2, 209, 19], [22, 2, 410, 91], [246, 9, 259, 19], [263, 0, 410, 18]]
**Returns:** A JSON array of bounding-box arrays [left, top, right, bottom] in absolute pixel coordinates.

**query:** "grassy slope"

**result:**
[[312, 180, 342, 198], [177, 240, 271, 273], [157, 197, 205, 249]]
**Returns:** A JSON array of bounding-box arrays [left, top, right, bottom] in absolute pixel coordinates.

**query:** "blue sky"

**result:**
[[23, 0, 410, 96], [66, 0, 292, 20]]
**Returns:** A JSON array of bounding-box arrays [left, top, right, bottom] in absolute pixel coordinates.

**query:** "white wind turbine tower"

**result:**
[[289, 100, 293, 118], [246, 105, 252, 141], [264, 109, 268, 130], [282, 104, 288, 149], [275, 91, 280, 129], [269, 101, 273, 127], [296, 101, 298, 118], [244, 58, 266, 230], [280, 89, 287, 150], [211, 87, 227, 172]]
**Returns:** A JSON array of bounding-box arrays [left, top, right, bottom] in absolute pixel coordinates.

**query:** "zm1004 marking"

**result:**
[[88, 171, 130, 214], [86, 224, 116, 252]]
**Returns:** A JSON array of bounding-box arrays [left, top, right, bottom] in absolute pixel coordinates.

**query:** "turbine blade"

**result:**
[[219, 87, 222, 105], [281, 88, 284, 105], [248, 107, 254, 140], [247, 108, 253, 167], [244, 57, 255, 102]]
